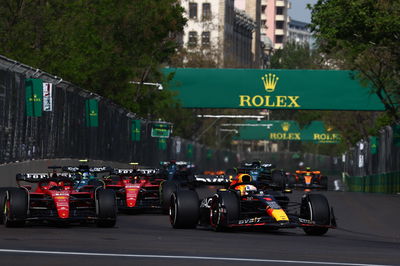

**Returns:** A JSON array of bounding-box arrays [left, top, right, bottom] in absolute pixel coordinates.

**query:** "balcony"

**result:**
[[275, 15, 285, 21], [275, 29, 284, 35], [276, 0, 285, 7]]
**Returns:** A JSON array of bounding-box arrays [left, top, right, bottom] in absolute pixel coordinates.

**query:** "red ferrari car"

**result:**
[[103, 168, 165, 212], [0, 171, 117, 227]]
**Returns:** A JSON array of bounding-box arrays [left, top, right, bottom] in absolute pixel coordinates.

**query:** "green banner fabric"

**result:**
[[151, 123, 171, 138], [346, 172, 400, 194], [131, 120, 141, 141], [85, 99, 99, 127], [163, 68, 385, 110], [393, 124, 400, 147], [25, 78, 43, 117], [187, 144, 193, 158], [158, 138, 167, 150], [235, 120, 341, 143], [206, 149, 213, 160], [369, 136, 378, 154]]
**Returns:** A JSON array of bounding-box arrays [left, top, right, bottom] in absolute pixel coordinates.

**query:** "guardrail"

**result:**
[[0, 55, 237, 170]]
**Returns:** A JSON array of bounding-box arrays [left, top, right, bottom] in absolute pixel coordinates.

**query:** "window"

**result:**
[[276, 21, 284, 29], [189, 3, 198, 19], [261, 5, 266, 13], [188, 31, 198, 47], [275, 35, 283, 43], [261, 20, 266, 28], [276, 7, 284, 15], [202, 31, 210, 47], [202, 3, 211, 20]]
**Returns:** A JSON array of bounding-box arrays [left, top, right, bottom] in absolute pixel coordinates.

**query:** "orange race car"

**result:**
[[294, 167, 328, 190]]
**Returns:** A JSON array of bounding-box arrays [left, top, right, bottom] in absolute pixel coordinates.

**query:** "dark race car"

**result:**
[[294, 167, 328, 191], [169, 173, 336, 235], [103, 168, 165, 213], [0, 169, 116, 227], [232, 161, 291, 190]]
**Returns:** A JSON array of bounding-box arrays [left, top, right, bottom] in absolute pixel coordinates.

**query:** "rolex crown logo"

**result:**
[[281, 122, 290, 132], [261, 73, 279, 92]]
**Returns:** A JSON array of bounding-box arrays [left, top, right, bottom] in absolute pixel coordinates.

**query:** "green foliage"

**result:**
[[270, 42, 323, 69], [0, 0, 187, 122], [309, 0, 400, 120]]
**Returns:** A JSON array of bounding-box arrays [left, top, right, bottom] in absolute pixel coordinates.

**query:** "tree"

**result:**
[[0, 0, 187, 120], [309, 0, 400, 120], [270, 42, 323, 69]]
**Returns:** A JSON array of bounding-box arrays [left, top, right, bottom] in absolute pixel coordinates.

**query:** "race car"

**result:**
[[0, 170, 117, 227], [169, 173, 336, 235], [294, 167, 328, 190], [232, 161, 291, 190], [103, 168, 165, 212]]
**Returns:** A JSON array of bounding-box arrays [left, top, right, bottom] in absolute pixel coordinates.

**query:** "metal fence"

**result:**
[[0, 55, 237, 170], [342, 123, 400, 193]]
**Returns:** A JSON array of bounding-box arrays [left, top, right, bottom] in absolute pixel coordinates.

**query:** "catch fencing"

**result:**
[[0, 55, 237, 170], [342, 124, 400, 193]]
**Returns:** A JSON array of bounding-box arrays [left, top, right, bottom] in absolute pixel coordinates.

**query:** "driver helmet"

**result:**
[[82, 172, 90, 179], [236, 184, 257, 196]]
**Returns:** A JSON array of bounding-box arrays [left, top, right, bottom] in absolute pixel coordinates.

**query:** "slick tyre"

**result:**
[[170, 190, 199, 229], [161, 180, 179, 214], [210, 191, 239, 232], [4, 188, 28, 227], [300, 194, 330, 236], [0, 187, 16, 225], [96, 189, 117, 227]]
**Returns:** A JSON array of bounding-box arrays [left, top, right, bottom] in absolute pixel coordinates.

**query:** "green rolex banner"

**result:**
[[393, 124, 400, 147], [85, 99, 99, 127], [158, 138, 167, 150], [187, 144, 193, 158], [369, 136, 378, 154], [25, 78, 43, 117], [131, 120, 141, 141], [235, 120, 341, 143]]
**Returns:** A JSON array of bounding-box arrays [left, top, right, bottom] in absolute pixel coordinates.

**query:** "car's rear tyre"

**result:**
[[169, 190, 199, 229], [0, 187, 17, 225], [161, 180, 179, 214], [300, 194, 330, 235], [96, 189, 117, 227], [4, 188, 28, 227], [210, 191, 239, 232]]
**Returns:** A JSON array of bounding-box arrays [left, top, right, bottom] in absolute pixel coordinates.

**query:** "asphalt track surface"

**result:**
[[0, 161, 399, 266]]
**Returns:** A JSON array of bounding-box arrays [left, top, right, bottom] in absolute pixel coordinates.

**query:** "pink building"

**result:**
[[261, 0, 291, 49]]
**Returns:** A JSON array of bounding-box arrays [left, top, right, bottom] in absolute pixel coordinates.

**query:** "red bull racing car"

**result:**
[[0, 168, 117, 227], [169, 173, 336, 235]]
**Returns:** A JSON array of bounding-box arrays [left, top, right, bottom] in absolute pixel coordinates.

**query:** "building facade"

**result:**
[[179, 0, 260, 68], [288, 19, 312, 46], [260, 0, 291, 50]]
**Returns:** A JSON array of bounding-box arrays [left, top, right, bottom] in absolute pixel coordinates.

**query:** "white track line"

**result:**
[[0, 248, 392, 266]]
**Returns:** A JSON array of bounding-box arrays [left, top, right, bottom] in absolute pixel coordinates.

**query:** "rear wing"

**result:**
[[62, 166, 113, 173], [16, 172, 74, 183], [194, 174, 230, 184], [113, 168, 160, 175], [295, 170, 321, 174]]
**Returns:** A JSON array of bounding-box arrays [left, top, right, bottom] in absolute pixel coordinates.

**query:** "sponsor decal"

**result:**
[[299, 218, 316, 224], [238, 74, 300, 108], [238, 217, 262, 225]]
